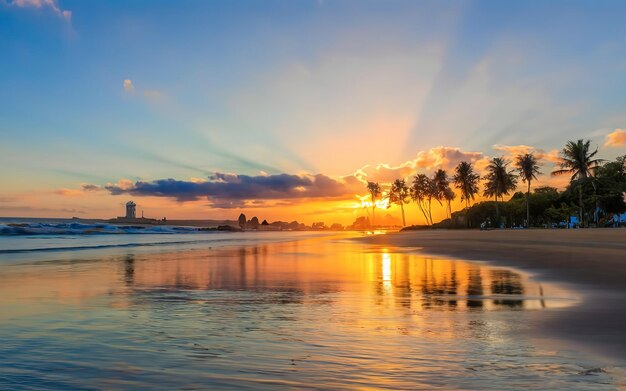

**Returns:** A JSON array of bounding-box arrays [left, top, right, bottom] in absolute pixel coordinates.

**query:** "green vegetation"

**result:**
[[378, 139, 626, 229], [551, 139, 605, 227], [483, 157, 518, 227], [452, 161, 480, 208]]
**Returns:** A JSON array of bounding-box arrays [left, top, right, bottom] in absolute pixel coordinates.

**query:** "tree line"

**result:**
[[366, 139, 626, 228]]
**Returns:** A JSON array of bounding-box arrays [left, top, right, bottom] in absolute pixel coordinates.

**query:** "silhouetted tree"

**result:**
[[411, 174, 434, 226], [443, 186, 456, 219], [453, 161, 480, 208], [483, 157, 518, 227], [551, 139, 603, 227], [433, 169, 455, 218], [515, 153, 542, 227], [367, 181, 381, 225], [388, 179, 409, 226]]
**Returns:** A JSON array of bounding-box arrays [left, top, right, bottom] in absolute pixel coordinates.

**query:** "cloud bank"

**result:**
[[73, 143, 573, 208], [100, 173, 362, 204]]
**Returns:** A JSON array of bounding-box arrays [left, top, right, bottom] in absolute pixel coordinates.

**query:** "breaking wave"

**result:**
[[0, 222, 199, 236]]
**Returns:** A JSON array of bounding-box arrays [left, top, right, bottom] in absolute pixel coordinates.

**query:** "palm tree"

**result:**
[[483, 157, 518, 227], [425, 174, 439, 225], [433, 169, 455, 218], [389, 179, 410, 226], [515, 153, 542, 228], [551, 139, 603, 227], [366, 181, 381, 226], [443, 187, 456, 219], [411, 174, 432, 226], [453, 161, 480, 208]]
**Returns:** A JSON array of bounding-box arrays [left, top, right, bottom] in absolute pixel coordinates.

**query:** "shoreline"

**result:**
[[357, 229, 626, 364]]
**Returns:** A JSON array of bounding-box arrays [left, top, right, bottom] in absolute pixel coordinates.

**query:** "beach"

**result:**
[[358, 228, 626, 363], [1, 227, 625, 389]]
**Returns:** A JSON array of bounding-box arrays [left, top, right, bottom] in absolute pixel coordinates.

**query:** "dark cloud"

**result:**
[[103, 172, 358, 202]]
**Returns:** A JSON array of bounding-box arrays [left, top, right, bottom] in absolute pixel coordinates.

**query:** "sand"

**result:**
[[358, 228, 626, 364]]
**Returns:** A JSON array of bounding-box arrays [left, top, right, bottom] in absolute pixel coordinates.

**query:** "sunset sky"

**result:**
[[1, 0, 626, 225]]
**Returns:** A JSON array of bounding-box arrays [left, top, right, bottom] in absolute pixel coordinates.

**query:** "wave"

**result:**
[[0, 222, 200, 236], [0, 236, 242, 254]]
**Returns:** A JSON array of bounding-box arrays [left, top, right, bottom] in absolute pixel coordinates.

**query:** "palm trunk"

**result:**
[[400, 202, 406, 227], [592, 180, 598, 226], [526, 181, 531, 228], [578, 184, 584, 228], [416, 201, 429, 226], [495, 193, 500, 228], [427, 197, 433, 226]]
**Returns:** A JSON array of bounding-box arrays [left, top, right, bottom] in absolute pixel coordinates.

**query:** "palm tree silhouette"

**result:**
[[483, 157, 518, 227], [433, 169, 455, 218], [411, 174, 433, 226], [366, 181, 381, 226], [551, 139, 603, 227], [389, 179, 409, 226], [515, 153, 541, 228], [453, 161, 480, 208], [443, 186, 456, 219]]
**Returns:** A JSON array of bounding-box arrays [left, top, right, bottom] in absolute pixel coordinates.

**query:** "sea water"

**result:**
[[0, 225, 623, 389]]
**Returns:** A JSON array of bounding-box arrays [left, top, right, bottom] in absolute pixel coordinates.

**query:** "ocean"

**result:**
[[0, 218, 623, 389]]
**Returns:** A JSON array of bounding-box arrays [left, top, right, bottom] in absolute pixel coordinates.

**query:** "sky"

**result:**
[[1, 0, 626, 225]]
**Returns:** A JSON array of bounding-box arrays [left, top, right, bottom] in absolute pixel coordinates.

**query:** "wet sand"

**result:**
[[358, 229, 626, 363], [4, 233, 614, 389]]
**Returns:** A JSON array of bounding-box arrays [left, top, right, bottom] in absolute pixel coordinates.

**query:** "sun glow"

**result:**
[[358, 193, 390, 210]]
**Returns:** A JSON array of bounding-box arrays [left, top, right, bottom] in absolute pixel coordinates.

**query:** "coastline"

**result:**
[[356, 229, 626, 364]]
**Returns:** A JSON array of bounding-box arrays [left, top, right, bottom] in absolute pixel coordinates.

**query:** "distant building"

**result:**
[[126, 201, 136, 219], [109, 201, 161, 225]]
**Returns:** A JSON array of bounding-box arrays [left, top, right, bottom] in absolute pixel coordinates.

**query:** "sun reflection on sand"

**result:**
[[381, 251, 392, 293], [0, 234, 577, 321], [0, 234, 596, 389]]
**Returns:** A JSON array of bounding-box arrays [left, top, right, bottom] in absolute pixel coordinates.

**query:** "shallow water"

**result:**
[[0, 233, 622, 389]]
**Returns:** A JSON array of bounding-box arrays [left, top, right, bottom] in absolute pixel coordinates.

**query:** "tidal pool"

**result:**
[[0, 233, 620, 389]]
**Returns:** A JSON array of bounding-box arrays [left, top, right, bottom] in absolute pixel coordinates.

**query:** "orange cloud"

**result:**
[[353, 146, 487, 184], [604, 129, 626, 147], [123, 79, 135, 92], [55, 188, 85, 197], [492, 144, 561, 164], [49, 144, 581, 225]]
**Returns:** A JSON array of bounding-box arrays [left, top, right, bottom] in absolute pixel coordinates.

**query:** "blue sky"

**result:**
[[1, 0, 626, 220]]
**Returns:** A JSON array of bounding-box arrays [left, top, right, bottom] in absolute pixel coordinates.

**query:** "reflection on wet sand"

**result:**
[[0, 235, 600, 390], [0, 237, 573, 318], [104, 239, 571, 313]]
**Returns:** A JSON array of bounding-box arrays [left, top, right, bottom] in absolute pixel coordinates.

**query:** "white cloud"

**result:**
[[123, 79, 168, 104], [8, 0, 71, 22]]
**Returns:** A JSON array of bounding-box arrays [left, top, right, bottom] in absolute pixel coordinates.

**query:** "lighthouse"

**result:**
[[125, 201, 136, 219]]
